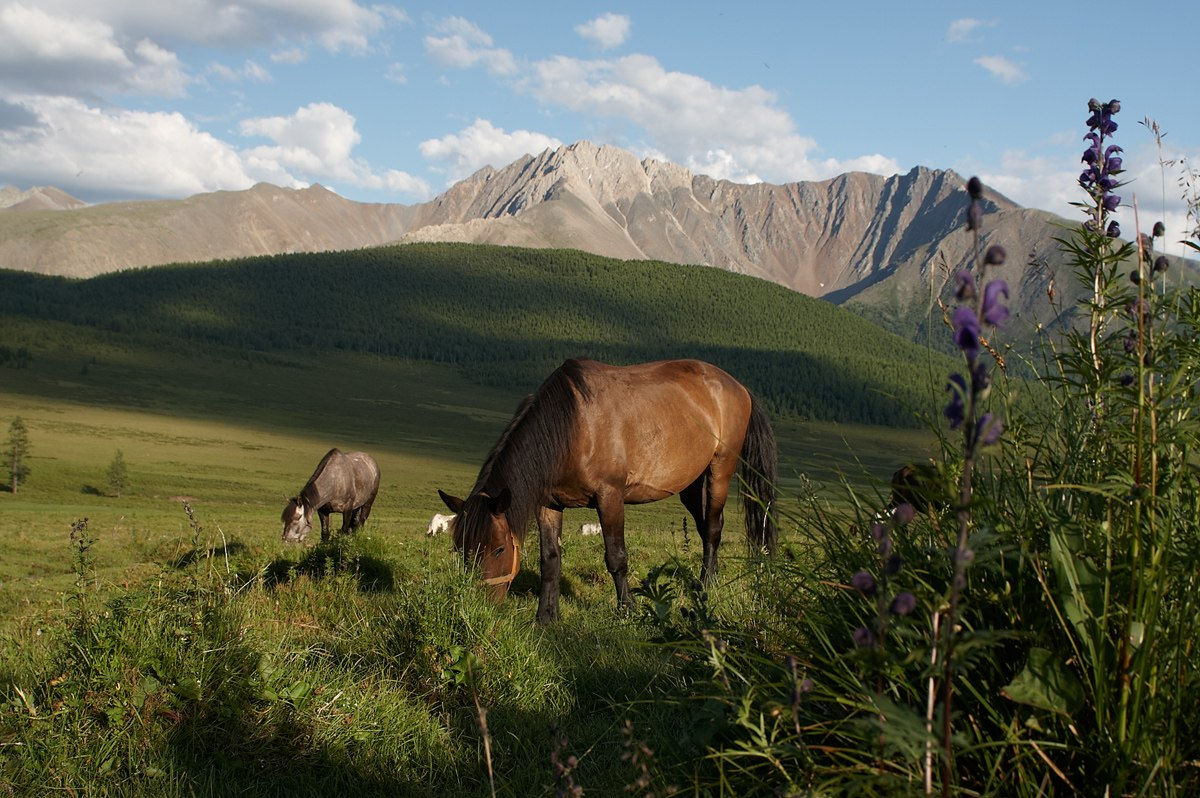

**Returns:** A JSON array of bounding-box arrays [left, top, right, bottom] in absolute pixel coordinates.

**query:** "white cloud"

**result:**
[[575, 13, 631, 50], [29, 0, 403, 53], [270, 48, 308, 65], [384, 62, 407, 84], [424, 16, 516, 76], [974, 55, 1026, 85], [419, 118, 562, 182], [240, 102, 430, 196], [522, 54, 899, 184], [208, 59, 271, 83], [0, 2, 188, 97], [947, 18, 994, 42], [0, 94, 255, 198]]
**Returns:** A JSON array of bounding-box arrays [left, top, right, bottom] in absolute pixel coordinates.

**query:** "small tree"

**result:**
[[105, 449, 128, 498], [5, 417, 31, 493]]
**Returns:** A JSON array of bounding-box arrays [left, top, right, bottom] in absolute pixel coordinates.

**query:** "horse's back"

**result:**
[[564, 359, 753, 502]]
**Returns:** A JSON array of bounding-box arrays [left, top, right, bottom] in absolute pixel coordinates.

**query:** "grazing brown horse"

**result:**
[[438, 358, 778, 624], [282, 448, 380, 543]]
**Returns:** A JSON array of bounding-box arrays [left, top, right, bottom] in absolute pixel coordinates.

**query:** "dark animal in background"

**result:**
[[889, 462, 947, 513], [438, 358, 778, 624], [282, 448, 380, 543]]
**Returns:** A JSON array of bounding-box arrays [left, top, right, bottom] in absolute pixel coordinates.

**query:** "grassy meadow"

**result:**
[[0, 332, 933, 796]]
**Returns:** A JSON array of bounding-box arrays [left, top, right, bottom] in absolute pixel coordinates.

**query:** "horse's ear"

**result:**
[[488, 488, 511, 516], [438, 489, 464, 514]]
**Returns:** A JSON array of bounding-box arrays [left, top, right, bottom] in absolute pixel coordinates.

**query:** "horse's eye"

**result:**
[[492, 546, 506, 558]]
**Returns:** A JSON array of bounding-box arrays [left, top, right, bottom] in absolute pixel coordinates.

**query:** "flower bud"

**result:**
[[1107, 99, 1121, 114], [1106, 221, 1121, 238], [1087, 98, 1102, 112], [890, 592, 917, 616], [851, 570, 877, 595], [966, 176, 983, 200], [1152, 221, 1165, 238], [1129, 269, 1141, 285], [984, 245, 1006, 265], [1153, 255, 1169, 273]]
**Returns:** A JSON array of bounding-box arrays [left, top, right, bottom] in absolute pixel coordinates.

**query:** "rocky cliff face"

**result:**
[[0, 142, 1091, 337]]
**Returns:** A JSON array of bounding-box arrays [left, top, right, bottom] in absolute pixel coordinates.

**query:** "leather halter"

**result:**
[[480, 532, 520, 587]]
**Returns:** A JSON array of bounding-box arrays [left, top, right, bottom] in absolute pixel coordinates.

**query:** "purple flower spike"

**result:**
[[944, 374, 967, 429], [890, 592, 917, 616], [852, 627, 876, 648], [851, 570, 877, 595], [978, 413, 1003, 446], [892, 502, 915, 526], [955, 270, 977, 302], [953, 306, 981, 357], [982, 280, 1010, 326]]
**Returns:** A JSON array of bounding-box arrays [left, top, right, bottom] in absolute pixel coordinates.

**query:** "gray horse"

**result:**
[[281, 449, 380, 543]]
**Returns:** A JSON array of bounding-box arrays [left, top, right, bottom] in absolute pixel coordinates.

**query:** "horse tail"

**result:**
[[740, 393, 778, 555]]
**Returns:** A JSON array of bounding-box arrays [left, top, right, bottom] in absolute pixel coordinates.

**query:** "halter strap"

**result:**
[[480, 532, 520, 586]]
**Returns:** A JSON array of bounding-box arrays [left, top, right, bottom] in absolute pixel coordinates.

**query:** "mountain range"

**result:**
[[0, 141, 1134, 337]]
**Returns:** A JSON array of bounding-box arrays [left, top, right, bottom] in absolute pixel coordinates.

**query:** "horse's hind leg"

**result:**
[[699, 464, 734, 584], [596, 490, 632, 610], [536, 506, 564, 625], [356, 498, 375, 531]]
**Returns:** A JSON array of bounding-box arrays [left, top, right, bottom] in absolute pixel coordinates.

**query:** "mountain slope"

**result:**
[[0, 141, 1098, 332], [0, 242, 955, 428]]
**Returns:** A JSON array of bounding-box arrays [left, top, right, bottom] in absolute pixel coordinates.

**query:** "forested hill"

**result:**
[[0, 243, 953, 427]]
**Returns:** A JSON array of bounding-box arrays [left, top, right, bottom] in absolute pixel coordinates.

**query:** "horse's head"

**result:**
[[281, 496, 312, 543], [439, 487, 519, 599]]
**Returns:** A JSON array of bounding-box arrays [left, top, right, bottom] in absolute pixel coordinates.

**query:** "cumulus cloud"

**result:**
[[0, 94, 255, 198], [240, 102, 430, 195], [521, 54, 898, 184], [208, 59, 271, 83], [575, 13, 631, 50], [424, 16, 516, 75], [420, 119, 562, 182], [974, 55, 1026, 84], [270, 48, 307, 65], [29, 0, 403, 53], [946, 18, 994, 42], [0, 2, 189, 97]]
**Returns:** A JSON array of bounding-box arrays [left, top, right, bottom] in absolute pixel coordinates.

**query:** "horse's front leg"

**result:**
[[319, 509, 331, 542], [596, 491, 632, 610], [536, 506, 564, 625]]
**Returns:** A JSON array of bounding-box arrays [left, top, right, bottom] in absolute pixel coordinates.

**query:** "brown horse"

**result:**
[[282, 448, 380, 543], [438, 358, 777, 624]]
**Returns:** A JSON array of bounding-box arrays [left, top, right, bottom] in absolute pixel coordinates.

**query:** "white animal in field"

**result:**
[[579, 522, 602, 537], [427, 512, 456, 537]]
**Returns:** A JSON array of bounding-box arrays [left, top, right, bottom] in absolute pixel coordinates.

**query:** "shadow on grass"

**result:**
[[81, 484, 105, 496], [262, 539, 394, 593], [173, 541, 247, 569], [507, 568, 576, 600]]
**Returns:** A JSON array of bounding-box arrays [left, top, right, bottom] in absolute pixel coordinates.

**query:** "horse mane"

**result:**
[[456, 359, 592, 555], [300, 448, 341, 506]]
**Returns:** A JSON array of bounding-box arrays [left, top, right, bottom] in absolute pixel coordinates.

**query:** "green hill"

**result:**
[[0, 242, 953, 427]]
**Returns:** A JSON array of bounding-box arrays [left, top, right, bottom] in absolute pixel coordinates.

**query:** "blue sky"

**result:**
[[1, 1, 1197, 251]]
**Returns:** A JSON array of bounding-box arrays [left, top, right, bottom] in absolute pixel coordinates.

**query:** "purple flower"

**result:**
[[800, 677, 814, 694], [1107, 220, 1121, 238], [1123, 331, 1138, 354], [953, 306, 981, 357], [1119, 372, 1135, 387], [1105, 144, 1123, 157], [1105, 156, 1123, 172], [982, 280, 1010, 326], [852, 627, 876, 648], [1153, 255, 1169, 273], [1107, 99, 1121, 114], [851, 570, 877, 595], [967, 176, 983, 200], [1129, 269, 1141, 285], [966, 202, 982, 231], [871, 522, 892, 556], [1082, 147, 1098, 164], [885, 554, 904, 575], [892, 502, 915, 526], [1088, 98, 1102, 113], [984, 245, 1006, 266], [1104, 194, 1121, 212], [971, 360, 992, 395], [1127, 297, 1149, 320], [955, 270, 977, 302], [944, 373, 967, 429], [890, 592, 917, 616], [977, 413, 1003, 446], [1098, 175, 1118, 192], [1153, 221, 1166, 238]]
